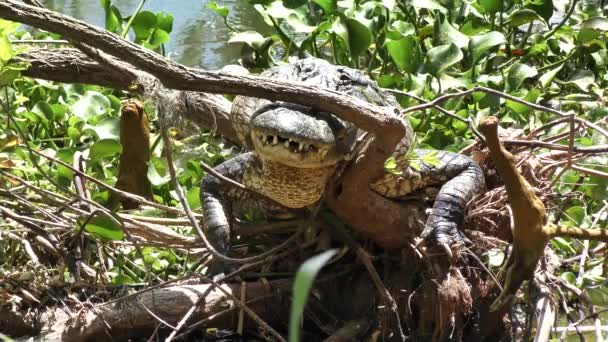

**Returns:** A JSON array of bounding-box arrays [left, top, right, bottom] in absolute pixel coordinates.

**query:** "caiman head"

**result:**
[[249, 103, 357, 168]]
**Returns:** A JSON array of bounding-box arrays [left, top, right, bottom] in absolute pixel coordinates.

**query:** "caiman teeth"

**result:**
[[272, 135, 278, 144], [298, 142, 304, 151], [284, 140, 290, 148]]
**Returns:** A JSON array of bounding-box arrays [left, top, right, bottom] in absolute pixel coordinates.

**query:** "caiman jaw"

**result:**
[[256, 132, 319, 153]]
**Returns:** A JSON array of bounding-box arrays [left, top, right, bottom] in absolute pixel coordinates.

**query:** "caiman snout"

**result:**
[[250, 103, 356, 168]]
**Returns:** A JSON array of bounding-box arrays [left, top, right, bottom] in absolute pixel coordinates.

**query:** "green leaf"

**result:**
[[156, 12, 174, 33], [425, 43, 463, 76], [478, 0, 502, 13], [345, 18, 372, 57], [228, 31, 266, 48], [469, 31, 505, 60], [289, 250, 337, 342], [206, 2, 229, 18], [505, 88, 540, 114], [506, 63, 538, 91], [385, 35, 420, 73], [147, 29, 170, 49], [507, 9, 546, 28], [0, 35, 13, 62], [384, 156, 401, 174], [412, 0, 448, 13], [100, 0, 122, 33], [89, 138, 122, 163], [83, 117, 120, 140], [71, 91, 111, 120], [313, 0, 337, 13], [131, 11, 157, 41], [0, 19, 21, 35], [186, 186, 201, 210], [578, 17, 608, 43], [434, 15, 469, 49], [148, 160, 171, 186], [386, 20, 415, 40], [566, 69, 595, 91], [78, 212, 124, 241], [526, 0, 553, 22]]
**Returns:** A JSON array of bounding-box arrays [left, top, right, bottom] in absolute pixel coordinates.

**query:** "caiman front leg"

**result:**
[[201, 153, 257, 265], [372, 149, 485, 251]]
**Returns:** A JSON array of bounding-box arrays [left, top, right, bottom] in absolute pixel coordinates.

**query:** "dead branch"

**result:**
[[15, 48, 239, 144]]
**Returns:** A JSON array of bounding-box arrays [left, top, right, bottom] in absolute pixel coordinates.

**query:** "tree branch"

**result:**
[[0, 0, 406, 153]]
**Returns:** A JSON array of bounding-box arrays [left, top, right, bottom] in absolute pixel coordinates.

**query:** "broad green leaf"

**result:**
[[526, 0, 553, 22], [578, 17, 608, 43], [566, 69, 595, 91], [505, 88, 540, 114], [156, 12, 174, 33], [289, 250, 337, 342], [386, 20, 415, 40], [100, 0, 122, 33], [186, 186, 201, 210], [148, 29, 170, 49], [434, 15, 469, 49], [206, 2, 229, 18], [345, 18, 372, 56], [131, 11, 157, 41], [89, 138, 122, 162], [460, 18, 492, 36], [0, 19, 21, 35], [313, 0, 337, 13], [0, 35, 13, 62], [78, 213, 124, 241], [478, 0, 502, 13], [425, 43, 463, 76], [469, 31, 505, 59], [71, 91, 111, 120], [228, 31, 266, 48], [32, 101, 55, 122], [507, 9, 546, 28], [148, 160, 171, 186], [83, 117, 120, 140], [563, 206, 589, 228], [385, 35, 420, 73], [506, 63, 537, 91], [412, 0, 448, 13], [55, 148, 75, 182]]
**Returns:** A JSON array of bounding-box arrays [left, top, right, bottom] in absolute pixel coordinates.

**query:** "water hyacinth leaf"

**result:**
[[507, 9, 546, 27], [156, 12, 174, 32], [330, 16, 350, 52], [83, 117, 120, 140], [206, 2, 229, 18], [566, 69, 596, 91], [89, 138, 122, 163], [526, 0, 553, 22], [289, 250, 337, 342], [148, 29, 170, 49], [412, 0, 448, 13], [505, 88, 540, 114], [228, 31, 266, 48], [434, 15, 469, 49], [100, 0, 122, 33], [478, 0, 502, 13], [425, 43, 463, 76], [578, 17, 608, 43], [71, 91, 111, 120], [313, 0, 337, 13], [385, 35, 420, 73], [345, 18, 372, 56], [386, 20, 415, 39], [469, 31, 505, 59], [506, 63, 538, 91], [0, 36, 12, 62], [0, 19, 21, 35], [78, 213, 124, 241], [131, 11, 157, 41], [148, 161, 171, 186]]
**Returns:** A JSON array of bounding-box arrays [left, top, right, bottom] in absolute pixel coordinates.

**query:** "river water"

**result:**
[[41, 0, 269, 69]]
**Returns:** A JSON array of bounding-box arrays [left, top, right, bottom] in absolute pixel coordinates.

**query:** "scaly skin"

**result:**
[[201, 58, 485, 262]]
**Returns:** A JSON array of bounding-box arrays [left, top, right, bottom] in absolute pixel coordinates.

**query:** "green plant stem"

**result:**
[[121, 0, 147, 38], [518, 22, 534, 49], [544, 0, 579, 40], [537, 49, 577, 72]]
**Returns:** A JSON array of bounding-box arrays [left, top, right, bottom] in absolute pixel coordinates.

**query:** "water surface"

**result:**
[[41, 0, 269, 69]]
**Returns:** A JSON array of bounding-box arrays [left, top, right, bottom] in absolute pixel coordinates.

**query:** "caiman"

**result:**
[[201, 58, 485, 261]]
